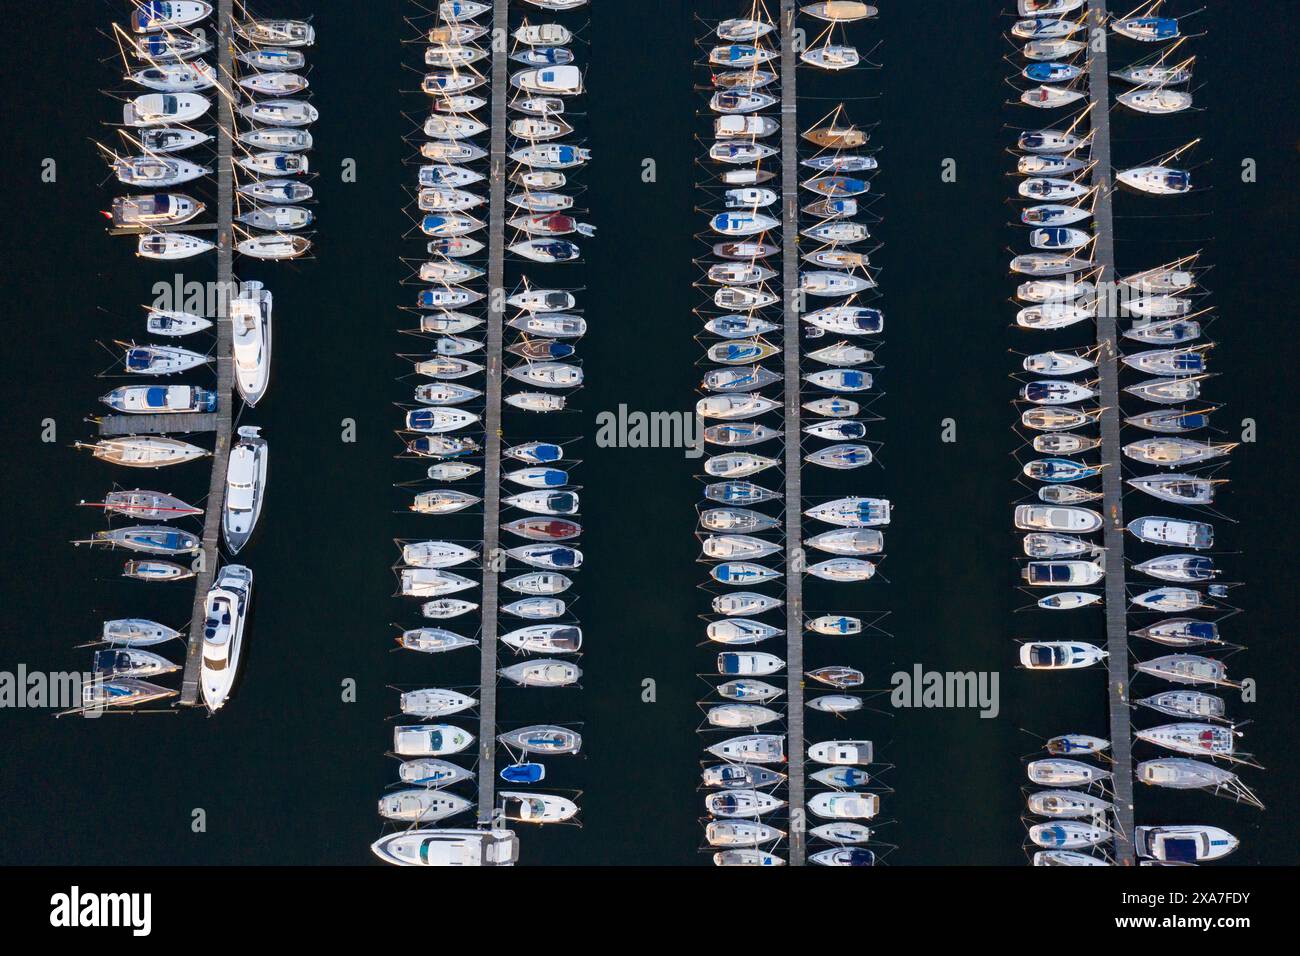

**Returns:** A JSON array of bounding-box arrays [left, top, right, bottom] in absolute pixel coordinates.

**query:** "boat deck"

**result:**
[[780, 0, 806, 868], [1087, 0, 1136, 865], [96, 412, 217, 437], [476, 0, 509, 825], [179, 0, 235, 708]]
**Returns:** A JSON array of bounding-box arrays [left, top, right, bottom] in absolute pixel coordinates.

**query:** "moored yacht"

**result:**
[[200, 564, 253, 713]]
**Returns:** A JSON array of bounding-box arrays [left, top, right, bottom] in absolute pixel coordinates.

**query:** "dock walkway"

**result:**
[[779, 0, 806, 867], [97, 413, 217, 437], [1086, 0, 1136, 864], [475, 0, 509, 825], [179, 0, 236, 706]]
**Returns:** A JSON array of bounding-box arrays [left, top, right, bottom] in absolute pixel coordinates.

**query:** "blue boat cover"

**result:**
[[1163, 837, 1197, 862], [501, 762, 545, 783]]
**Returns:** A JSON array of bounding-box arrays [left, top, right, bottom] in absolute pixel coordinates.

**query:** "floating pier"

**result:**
[[180, 0, 236, 707], [96, 412, 217, 437], [1086, 0, 1136, 865], [779, 0, 806, 868], [475, 0, 510, 825]]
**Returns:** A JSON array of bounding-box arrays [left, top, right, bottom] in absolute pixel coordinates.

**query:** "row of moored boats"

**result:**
[[695, 0, 888, 868], [372, 0, 591, 869], [1006, 0, 1260, 867], [68, 4, 313, 715]]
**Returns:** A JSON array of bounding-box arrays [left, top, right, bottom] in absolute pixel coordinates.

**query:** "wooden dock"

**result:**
[[1086, 0, 1136, 864], [96, 413, 217, 437], [779, 0, 806, 867], [475, 0, 509, 825], [179, 0, 236, 707]]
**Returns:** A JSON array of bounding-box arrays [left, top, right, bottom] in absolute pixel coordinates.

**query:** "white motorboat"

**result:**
[[378, 790, 472, 823], [808, 695, 862, 714], [1021, 85, 1085, 108], [231, 281, 271, 406], [705, 790, 785, 818], [402, 541, 478, 569], [511, 65, 584, 96], [123, 92, 210, 127], [805, 497, 891, 528], [237, 152, 310, 177], [807, 558, 875, 582], [399, 568, 478, 598], [394, 723, 474, 756], [238, 72, 309, 96], [1118, 165, 1191, 195], [808, 740, 872, 765], [400, 688, 476, 717], [1135, 722, 1241, 761], [236, 19, 315, 47], [239, 127, 313, 152], [809, 822, 874, 845], [705, 820, 785, 847], [1030, 822, 1111, 849], [131, 1, 213, 32], [128, 59, 216, 92], [1135, 825, 1238, 863], [1118, 88, 1192, 114], [100, 384, 215, 415], [130, 30, 211, 61], [500, 624, 582, 654], [499, 792, 579, 824], [137, 232, 214, 260], [113, 155, 210, 187], [1027, 790, 1112, 818], [808, 793, 879, 820], [706, 619, 782, 645], [199, 564, 253, 713], [101, 618, 180, 646], [111, 193, 204, 228], [499, 659, 581, 687], [238, 48, 306, 71], [1020, 641, 1107, 669], [705, 733, 785, 763], [804, 529, 883, 555], [1128, 516, 1213, 550], [75, 436, 208, 468], [1027, 758, 1110, 787], [236, 233, 311, 260], [802, 1, 877, 20], [370, 828, 516, 867], [503, 571, 573, 595], [421, 598, 478, 620], [716, 651, 785, 677], [240, 99, 318, 128], [1014, 504, 1102, 533], [498, 725, 582, 755], [122, 343, 210, 375], [222, 427, 267, 554]]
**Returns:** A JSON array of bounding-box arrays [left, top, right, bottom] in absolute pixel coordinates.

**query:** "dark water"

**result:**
[[0, 1, 1294, 866]]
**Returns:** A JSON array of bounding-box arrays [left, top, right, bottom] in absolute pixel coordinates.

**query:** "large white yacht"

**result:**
[[200, 564, 253, 713], [231, 280, 272, 406], [370, 828, 518, 867], [222, 426, 267, 554]]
